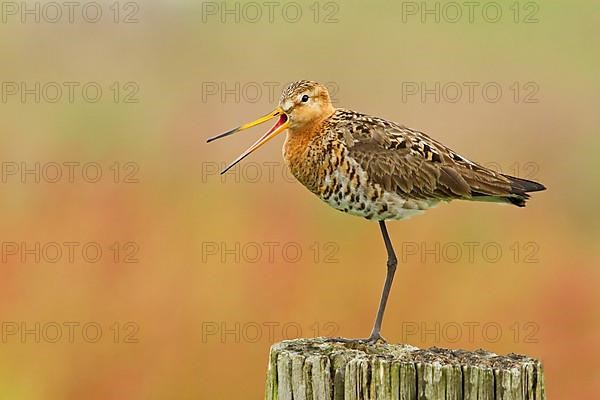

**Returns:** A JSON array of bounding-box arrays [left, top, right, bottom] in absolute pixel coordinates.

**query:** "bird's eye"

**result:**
[[301, 94, 309, 102]]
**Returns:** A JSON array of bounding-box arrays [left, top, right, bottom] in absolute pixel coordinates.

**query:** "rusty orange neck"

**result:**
[[284, 109, 335, 165]]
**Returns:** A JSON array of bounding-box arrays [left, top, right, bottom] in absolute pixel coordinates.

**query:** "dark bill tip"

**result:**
[[207, 126, 240, 143], [219, 151, 253, 175]]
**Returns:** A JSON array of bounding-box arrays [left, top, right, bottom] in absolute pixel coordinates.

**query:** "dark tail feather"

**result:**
[[503, 175, 546, 207], [504, 175, 546, 193]]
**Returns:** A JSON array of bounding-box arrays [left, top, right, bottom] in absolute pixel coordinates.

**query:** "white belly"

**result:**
[[319, 163, 441, 221]]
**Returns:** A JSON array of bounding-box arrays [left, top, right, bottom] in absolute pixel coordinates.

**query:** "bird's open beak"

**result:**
[[207, 107, 289, 174]]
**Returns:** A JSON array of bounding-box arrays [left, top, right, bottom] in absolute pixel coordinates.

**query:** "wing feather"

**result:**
[[328, 109, 515, 201]]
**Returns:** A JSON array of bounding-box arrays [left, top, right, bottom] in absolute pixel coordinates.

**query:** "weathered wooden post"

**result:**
[[265, 338, 545, 400]]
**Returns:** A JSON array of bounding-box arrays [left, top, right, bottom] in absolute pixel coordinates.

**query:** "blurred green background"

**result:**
[[0, 0, 598, 398]]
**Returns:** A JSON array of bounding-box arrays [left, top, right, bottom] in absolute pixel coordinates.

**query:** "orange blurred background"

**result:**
[[0, 1, 598, 398]]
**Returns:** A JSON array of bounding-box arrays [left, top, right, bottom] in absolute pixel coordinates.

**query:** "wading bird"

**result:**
[[207, 80, 545, 343]]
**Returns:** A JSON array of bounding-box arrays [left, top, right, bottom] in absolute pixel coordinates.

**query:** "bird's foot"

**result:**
[[365, 332, 387, 345], [325, 333, 387, 345]]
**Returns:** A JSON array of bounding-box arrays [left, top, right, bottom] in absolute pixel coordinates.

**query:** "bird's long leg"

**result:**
[[327, 221, 397, 345], [366, 220, 397, 343]]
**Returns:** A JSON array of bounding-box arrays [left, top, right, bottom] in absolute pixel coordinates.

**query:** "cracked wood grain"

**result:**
[[265, 338, 545, 400]]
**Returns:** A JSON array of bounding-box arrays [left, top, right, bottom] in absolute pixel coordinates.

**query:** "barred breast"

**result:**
[[284, 133, 439, 221]]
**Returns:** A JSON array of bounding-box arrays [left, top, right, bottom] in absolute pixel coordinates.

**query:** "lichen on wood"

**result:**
[[265, 338, 545, 400]]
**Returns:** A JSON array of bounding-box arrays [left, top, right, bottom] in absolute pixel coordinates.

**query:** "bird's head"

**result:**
[[278, 80, 335, 130], [207, 80, 335, 174]]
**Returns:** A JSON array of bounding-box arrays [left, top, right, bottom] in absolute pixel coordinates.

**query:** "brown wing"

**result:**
[[330, 109, 518, 201]]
